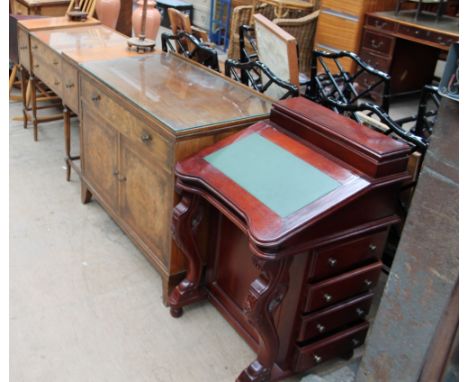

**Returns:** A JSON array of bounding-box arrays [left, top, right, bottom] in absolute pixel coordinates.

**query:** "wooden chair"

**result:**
[[168, 7, 210, 44], [396, 0, 447, 20], [273, 10, 320, 75], [66, 0, 97, 16]]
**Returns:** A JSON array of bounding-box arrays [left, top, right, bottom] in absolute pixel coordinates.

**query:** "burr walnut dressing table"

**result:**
[[169, 97, 411, 381], [78, 53, 272, 300]]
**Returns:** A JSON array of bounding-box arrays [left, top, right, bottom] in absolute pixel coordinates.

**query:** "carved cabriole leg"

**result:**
[[237, 256, 292, 382], [168, 192, 206, 318]]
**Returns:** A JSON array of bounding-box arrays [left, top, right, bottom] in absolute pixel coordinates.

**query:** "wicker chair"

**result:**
[[273, 10, 320, 75], [226, 6, 253, 60]]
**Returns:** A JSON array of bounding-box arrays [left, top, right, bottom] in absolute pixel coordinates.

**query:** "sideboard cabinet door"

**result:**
[[81, 110, 119, 213], [119, 136, 172, 268]]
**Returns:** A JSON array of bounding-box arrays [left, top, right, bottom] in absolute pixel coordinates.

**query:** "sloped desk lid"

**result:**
[[176, 121, 370, 247]]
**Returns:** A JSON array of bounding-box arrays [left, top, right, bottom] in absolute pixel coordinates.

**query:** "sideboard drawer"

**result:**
[[18, 28, 30, 71], [62, 59, 79, 114], [308, 230, 387, 282], [81, 76, 172, 170], [31, 37, 62, 70], [297, 292, 373, 342], [32, 60, 63, 98], [303, 261, 381, 313], [294, 322, 369, 372], [365, 15, 396, 32], [361, 30, 394, 56]]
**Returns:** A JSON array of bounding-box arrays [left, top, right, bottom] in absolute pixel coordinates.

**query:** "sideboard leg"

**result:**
[[64, 106, 72, 181], [237, 257, 291, 382], [168, 192, 206, 317], [30, 75, 38, 141], [81, 181, 92, 204]]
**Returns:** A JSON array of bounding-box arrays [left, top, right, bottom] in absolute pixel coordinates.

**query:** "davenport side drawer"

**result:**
[[80, 74, 172, 170], [62, 59, 79, 114], [361, 30, 394, 56], [303, 261, 381, 313], [308, 229, 388, 282], [297, 292, 373, 342], [294, 322, 369, 372], [17, 28, 30, 71]]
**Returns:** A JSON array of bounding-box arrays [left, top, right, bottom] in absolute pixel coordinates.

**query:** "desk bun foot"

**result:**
[[237, 360, 271, 382], [170, 307, 183, 318]]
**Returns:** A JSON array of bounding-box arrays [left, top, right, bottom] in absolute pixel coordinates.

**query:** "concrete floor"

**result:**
[[9, 85, 414, 382]]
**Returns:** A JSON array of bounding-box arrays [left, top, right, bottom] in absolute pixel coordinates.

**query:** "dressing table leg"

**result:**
[[237, 257, 292, 382], [168, 192, 206, 318]]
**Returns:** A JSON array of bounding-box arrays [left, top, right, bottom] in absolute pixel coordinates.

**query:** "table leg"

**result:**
[[168, 192, 206, 318], [237, 257, 291, 382], [20, 67, 29, 129]]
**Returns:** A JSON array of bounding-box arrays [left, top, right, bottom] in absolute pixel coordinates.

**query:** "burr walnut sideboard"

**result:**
[[168, 97, 412, 381], [78, 53, 273, 301], [19, 21, 156, 178]]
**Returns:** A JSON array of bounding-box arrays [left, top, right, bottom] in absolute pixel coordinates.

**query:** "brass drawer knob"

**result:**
[[364, 279, 373, 288], [369, 244, 377, 252], [316, 324, 325, 333], [53, 60, 59, 65], [65, 82, 75, 89], [356, 308, 365, 317], [32, 44, 38, 50], [313, 355, 322, 364], [54, 80, 60, 86], [117, 174, 127, 182], [328, 257, 337, 267], [91, 94, 101, 102], [140, 132, 152, 143], [323, 293, 332, 303]]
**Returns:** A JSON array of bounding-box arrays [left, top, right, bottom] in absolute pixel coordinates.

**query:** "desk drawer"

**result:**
[[294, 322, 369, 372], [32, 60, 63, 97], [62, 60, 79, 114], [359, 49, 391, 73], [426, 31, 458, 49], [308, 230, 387, 282], [365, 15, 396, 32], [80, 75, 172, 170], [303, 261, 381, 313], [361, 30, 394, 56], [298, 292, 373, 342], [18, 28, 30, 71]]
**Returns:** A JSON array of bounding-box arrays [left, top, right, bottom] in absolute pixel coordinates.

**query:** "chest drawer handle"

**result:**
[[313, 355, 322, 364], [364, 279, 373, 288], [54, 80, 60, 86], [53, 60, 59, 66], [20, 46, 27, 50], [65, 82, 75, 89], [370, 39, 384, 49], [369, 244, 377, 252], [375, 21, 387, 29], [352, 338, 360, 347], [33, 64, 39, 69], [356, 307, 366, 317], [327, 257, 337, 267], [32, 44, 38, 50], [316, 324, 326, 333], [323, 293, 332, 303], [91, 94, 101, 102], [140, 132, 152, 143]]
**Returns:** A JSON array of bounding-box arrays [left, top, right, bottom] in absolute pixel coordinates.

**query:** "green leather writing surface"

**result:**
[[204, 133, 341, 217]]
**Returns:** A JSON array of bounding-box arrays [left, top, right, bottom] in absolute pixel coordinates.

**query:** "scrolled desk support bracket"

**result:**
[[237, 255, 292, 382], [168, 192, 206, 318]]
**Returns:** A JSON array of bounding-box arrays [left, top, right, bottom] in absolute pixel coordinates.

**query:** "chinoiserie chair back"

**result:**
[[67, 0, 97, 16], [273, 10, 320, 75]]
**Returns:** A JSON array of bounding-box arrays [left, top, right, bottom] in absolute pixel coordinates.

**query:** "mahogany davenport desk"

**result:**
[[78, 54, 272, 300], [169, 97, 411, 381]]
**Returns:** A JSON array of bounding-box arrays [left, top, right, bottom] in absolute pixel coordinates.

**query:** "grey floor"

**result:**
[[9, 86, 414, 382]]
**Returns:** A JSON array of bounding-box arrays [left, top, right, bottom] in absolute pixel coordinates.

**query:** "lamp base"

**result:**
[[127, 37, 156, 53], [67, 9, 88, 21]]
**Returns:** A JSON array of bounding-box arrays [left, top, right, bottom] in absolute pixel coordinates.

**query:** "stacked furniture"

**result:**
[[169, 97, 411, 381], [314, 0, 397, 72]]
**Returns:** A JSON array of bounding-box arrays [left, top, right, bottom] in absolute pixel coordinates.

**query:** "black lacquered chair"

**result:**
[[224, 58, 299, 100], [161, 31, 220, 72]]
